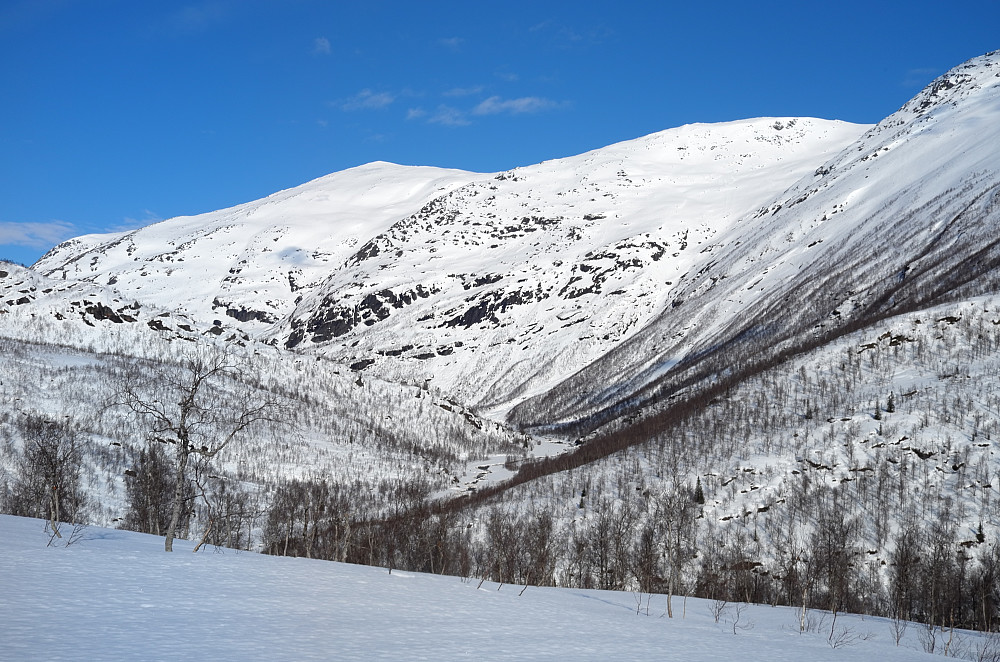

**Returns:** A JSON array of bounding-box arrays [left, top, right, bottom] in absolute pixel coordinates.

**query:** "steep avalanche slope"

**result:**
[[510, 50, 1000, 435], [279, 119, 866, 411]]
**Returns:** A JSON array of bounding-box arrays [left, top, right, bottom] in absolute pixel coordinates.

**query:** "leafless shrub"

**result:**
[[709, 599, 728, 623]]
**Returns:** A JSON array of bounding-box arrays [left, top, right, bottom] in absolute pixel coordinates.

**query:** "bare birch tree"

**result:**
[[7, 415, 86, 538], [112, 346, 283, 552]]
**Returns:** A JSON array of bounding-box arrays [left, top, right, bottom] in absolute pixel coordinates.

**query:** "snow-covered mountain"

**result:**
[[8, 50, 1000, 638], [35, 163, 480, 330], [35, 50, 1000, 435], [509, 49, 1000, 434], [34, 118, 867, 415], [20, 49, 1000, 501]]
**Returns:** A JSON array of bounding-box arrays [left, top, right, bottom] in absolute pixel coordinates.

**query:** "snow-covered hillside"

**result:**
[[8, 49, 1000, 646], [460, 292, 1000, 623], [282, 118, 867, 414], [34, 163, 480, 331], [510, 49, 1000, 433], [0, 262, 525, 527], [0, 514, 965, 662], [33, 119, 867, 414]]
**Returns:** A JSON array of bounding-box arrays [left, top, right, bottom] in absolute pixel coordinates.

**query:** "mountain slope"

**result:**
[[509, 49, 1000, 435], [34, 164, 481, 331], [0, 261, 525, 523], [32, 119, 866, 415], [277, 118, 867, 411]]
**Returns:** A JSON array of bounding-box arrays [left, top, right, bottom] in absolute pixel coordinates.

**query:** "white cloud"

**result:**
[[428, 105, 470, 127], [0, 220, 77, 249], [406, 107, 427, 120], [339, 89, 395, 111], [313, 37, 331, 55], [443, 85, 484, 98], [473, 96, 560, 116]]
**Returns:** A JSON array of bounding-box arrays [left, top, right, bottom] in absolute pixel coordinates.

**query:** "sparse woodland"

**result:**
[[6, 274, 1000, 650]]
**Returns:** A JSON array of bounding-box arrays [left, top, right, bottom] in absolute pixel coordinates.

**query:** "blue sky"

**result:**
[[2, 0, 998, 266]]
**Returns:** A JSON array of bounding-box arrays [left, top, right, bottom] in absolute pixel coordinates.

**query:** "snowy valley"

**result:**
[[4, 49, 1000, 659]]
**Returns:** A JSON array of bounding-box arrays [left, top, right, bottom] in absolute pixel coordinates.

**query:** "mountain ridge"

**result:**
[[34, 116, 868, 416], [508, 49, 1000, 435]]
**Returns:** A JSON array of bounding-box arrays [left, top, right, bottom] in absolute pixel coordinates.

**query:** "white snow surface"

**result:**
[[1, 515, 952, 661]]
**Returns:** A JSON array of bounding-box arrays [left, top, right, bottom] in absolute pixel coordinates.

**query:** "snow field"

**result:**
[[1, 515, 952, 661]]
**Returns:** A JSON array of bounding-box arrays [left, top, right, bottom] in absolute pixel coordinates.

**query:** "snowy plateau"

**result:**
[[4, 50, 1000, 660]]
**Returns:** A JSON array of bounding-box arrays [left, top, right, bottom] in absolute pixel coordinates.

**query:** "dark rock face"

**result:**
[[349, 358, 375, 371], [560, 240, 667, 299], [286, 285, 438, 348], [212, 298, 277, 325], [84, 302, 124, 323], [443, 287, 544, 329]]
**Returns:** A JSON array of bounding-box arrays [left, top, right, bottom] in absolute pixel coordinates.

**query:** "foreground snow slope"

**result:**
[[0, 515, 953, 661]]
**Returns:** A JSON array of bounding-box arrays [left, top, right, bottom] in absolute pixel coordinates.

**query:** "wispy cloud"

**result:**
[[427, 105, 470, 127], [443, 85, 484, 98], [473, 96, 561, 115], [0, 220, 77, 249], [407, 93, 563, 126], [338, 89, 395, 111], [117, 210, 161, 232], [528, 20, 613, 49], [313, 37, 331, 56]]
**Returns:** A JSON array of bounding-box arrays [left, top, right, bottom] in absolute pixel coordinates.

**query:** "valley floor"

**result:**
[[0, 515, 960, 661]]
